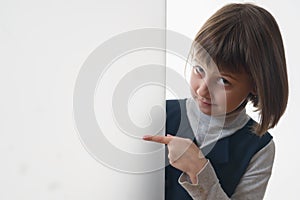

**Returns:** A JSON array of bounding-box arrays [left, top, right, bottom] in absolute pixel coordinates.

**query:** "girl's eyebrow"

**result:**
[[219, 72, 239, 81]]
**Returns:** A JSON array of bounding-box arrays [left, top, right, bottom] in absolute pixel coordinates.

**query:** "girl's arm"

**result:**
[[179, 140, 275, 200]]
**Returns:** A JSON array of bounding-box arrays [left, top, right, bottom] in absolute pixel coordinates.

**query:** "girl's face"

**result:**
[[190, 62, 254, 116]]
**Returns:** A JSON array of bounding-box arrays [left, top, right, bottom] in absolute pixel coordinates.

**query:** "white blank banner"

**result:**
[[0, 0, 166, 199]]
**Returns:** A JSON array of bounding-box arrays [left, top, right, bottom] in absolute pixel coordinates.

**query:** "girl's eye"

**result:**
[[217, 77, 230, 86], [193, 66, 205, 75]]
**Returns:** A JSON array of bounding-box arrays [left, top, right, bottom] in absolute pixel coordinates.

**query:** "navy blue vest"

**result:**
[[165, 99, 272, 199]]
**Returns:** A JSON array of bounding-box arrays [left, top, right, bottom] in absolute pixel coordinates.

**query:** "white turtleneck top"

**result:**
[[178, 98, 275, 200], [186, 98, 250, 148]]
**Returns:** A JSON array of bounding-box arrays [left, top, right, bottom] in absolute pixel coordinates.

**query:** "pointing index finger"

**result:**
[[143, 134, 173, 144]]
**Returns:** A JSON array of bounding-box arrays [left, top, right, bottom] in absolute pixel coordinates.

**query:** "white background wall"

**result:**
[[0, 0, 299, 199]]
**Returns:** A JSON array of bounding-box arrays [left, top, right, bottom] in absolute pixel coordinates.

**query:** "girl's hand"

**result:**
[[143, 134, 207, 184]]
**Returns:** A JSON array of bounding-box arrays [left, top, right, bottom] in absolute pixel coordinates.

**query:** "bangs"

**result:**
[[191, 8, 250, 75]]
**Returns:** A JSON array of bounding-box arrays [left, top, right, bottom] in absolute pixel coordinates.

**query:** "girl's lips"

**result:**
[[196, 96, 214, 105], [200, 99, 212, 105], [192, 95, 216, 106], [198, 99, 212, 106]]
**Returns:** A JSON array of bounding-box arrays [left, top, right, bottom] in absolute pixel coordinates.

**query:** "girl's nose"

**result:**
[[196, 80, 210, 98]]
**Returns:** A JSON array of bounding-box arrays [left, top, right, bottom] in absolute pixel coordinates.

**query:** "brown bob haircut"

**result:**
[[191, 3, 288, 136]]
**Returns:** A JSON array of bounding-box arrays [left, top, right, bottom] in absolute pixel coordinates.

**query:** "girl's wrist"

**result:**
[[187, 157, 208, 184]]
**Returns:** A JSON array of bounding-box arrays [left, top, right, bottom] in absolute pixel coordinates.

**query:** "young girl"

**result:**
[[143, 3, 288, 200]]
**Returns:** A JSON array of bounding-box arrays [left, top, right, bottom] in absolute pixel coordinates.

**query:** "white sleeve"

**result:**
[[178, 140, 275, 200]]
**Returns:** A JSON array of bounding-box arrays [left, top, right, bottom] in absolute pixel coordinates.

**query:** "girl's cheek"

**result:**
[[212, 88, 223, 99], [214, 92, 227, 107]]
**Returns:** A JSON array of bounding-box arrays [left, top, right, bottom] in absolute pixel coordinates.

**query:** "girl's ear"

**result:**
[[248, 85, 259, 107], [250, 91, 257, 96], [251, 85, 258, 96], [248, 92, 259, 107]]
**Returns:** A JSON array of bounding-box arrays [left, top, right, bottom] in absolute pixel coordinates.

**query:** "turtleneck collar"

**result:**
[[186, 97, 250, 147]]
